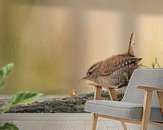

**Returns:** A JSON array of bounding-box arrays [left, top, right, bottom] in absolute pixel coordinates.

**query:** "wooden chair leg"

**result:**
[[92, 113, 98, 130], [92, 86, 102, 130], [157, 91, 163, 114], [121, 121, 127, 130], [141, 90, 152, 130]]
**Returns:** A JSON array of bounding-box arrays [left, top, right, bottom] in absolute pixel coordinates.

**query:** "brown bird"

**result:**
[[82, 33, 142, 89]]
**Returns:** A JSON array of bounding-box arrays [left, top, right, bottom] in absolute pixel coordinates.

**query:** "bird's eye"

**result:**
[[87, 71, 92, 75]]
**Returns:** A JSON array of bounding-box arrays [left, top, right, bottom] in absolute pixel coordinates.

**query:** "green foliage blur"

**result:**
[[0, 123, 19, 130], [151, 58, 162, 68], [0, 63, 14, 88], [0, 63, 43, 130], [143, 58, 162, 68]]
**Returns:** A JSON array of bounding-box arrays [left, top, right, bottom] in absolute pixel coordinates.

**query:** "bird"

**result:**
[[82, 33, 142, 89]]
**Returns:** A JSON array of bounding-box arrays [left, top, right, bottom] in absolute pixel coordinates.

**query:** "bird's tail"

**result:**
[[128, 32, 135, 56]]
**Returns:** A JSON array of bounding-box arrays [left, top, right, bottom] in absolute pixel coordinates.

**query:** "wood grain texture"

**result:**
[[137, 86, 163, 92], [92, 113, 98, 130], [141, 90, 152, 130], [121, 121, 127, 130], [92, 86, 102, 130], [157, 91, 163, 114]]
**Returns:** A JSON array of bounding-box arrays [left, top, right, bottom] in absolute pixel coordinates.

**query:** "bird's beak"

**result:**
[[79, 76, 88, 83], [139, 58, 143, 61]]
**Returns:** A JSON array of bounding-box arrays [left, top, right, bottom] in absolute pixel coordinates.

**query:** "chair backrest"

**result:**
[[122, 68, 163, 107]]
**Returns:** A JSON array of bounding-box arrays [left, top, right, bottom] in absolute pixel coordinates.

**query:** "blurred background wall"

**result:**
[[0, 0, 163, 95]]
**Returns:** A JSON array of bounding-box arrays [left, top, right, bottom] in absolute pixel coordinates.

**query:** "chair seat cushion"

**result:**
[[85, 100, 163, 122]]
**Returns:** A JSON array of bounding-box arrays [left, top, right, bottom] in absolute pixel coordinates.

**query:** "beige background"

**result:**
[[0, 0, 163, 95]]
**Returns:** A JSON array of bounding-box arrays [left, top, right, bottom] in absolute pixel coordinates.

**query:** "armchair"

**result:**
[[85, 69, 163, 130]]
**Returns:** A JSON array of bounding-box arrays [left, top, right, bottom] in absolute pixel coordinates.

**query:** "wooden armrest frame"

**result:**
[[137, 86, 163, 113], [92, 85, 163, 130], [136, 86, 163, 130], [157, 91, 163, 115], [137, 86, 163, 92]]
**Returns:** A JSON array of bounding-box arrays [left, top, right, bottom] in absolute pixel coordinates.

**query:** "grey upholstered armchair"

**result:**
[[85, 69, 163, 130]]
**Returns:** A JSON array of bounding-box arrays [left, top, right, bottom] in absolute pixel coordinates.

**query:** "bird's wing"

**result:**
[[86, 61, 102, 75], [100, 55, 142, 76]]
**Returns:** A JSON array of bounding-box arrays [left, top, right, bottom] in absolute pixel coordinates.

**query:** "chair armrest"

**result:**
[[136, 86, 163, 92], [137, 86, 163, 124], [141, 89, 153, 126]]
